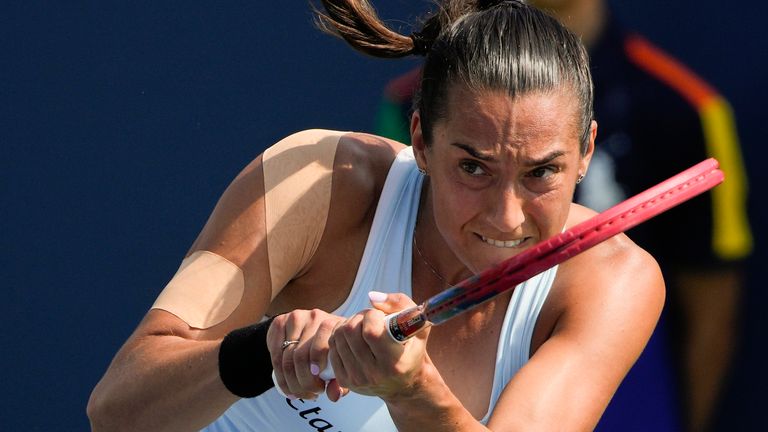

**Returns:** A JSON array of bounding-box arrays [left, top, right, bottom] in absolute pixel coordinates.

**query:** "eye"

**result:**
[[460, 160, 487, 176], [527, 165, 558, 179]]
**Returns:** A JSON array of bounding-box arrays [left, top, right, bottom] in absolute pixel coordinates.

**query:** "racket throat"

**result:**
[[387, 305, 431, 342]]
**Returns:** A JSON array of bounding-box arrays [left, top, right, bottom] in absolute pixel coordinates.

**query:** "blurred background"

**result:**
[[2, 1, 765, 430]]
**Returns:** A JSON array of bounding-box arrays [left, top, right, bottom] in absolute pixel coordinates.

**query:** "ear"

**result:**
[[410, 110, 430, 172], [579, 120, 597, 178]]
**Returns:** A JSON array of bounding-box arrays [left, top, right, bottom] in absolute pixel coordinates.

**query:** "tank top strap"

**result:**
[[481, 264, 559, 423], [332, 146, 423, 317]]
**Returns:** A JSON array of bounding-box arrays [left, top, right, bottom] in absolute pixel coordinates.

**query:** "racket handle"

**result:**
[[318, 361, 335, 381]]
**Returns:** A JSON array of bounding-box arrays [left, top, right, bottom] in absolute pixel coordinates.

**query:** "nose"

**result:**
[[486, 186, 526, 232]]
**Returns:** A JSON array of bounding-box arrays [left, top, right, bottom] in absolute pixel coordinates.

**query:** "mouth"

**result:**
[[479, 235, 529, 248]]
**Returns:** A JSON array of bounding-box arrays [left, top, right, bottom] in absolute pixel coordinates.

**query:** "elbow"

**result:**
[[87, 399, 104, 432], [87, 386, 114, 432], [87, 389, 108, 431], [87, 384, 135, 432]]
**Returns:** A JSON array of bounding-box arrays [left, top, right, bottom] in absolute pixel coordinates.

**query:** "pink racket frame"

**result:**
[[386, 158, 725, 342]]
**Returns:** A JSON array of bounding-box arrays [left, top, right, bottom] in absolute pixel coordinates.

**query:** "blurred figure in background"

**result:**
[[375, 0, 753, 430]]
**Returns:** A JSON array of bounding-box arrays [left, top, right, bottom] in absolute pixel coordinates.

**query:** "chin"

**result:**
[[470, 250, 519, 273]]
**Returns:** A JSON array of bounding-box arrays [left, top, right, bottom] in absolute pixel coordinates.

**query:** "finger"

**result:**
[[332, 318, 369, 387], [342, 314, 377, 366], [310, 318, 336, 377], [279, 313, 308, 397], [325, 379, 350, 403], [266, 314, 293, 396], [265, 313, 284, 351], [325, 330, 349, 402], [266, 314, 288, 367], [292, 310, 333, 396], [293, 337, 325, 397], [361, 308, 395, 360], [368, 291, 417, 314], [272, 364, 291, 399], [328, 324, 348, 385], [282, 312, 305, 345], [281, 340, 303, 396], [326, 379, 343, 402]]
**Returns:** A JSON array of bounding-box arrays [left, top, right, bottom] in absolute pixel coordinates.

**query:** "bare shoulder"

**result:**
[[312, 131, 404, 253], [195, 129, 402, 259], [561, 204, 663, 297], [267, 131, 405, 312], [329, 132, 405, 222], [490, 213, 666, 429], [549, 203, 665, 331]]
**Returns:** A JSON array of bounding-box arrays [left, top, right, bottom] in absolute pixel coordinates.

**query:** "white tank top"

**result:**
[[202, 146, 558, 431]]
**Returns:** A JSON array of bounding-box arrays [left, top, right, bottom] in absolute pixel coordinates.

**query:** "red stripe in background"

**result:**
[[625, 34, 718, 109]]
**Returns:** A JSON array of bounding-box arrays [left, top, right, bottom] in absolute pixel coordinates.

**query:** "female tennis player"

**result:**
[[88, 1, 665, 430]]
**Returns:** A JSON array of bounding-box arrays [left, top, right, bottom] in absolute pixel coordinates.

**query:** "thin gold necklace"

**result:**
[[412, 231, 451, 287]]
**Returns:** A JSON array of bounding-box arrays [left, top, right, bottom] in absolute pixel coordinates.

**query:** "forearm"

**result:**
[[384, 363, 490, 432], [88, 336, 238, 432]]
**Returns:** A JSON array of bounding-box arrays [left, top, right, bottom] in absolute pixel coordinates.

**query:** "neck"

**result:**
[[414, 179, 472, 297]]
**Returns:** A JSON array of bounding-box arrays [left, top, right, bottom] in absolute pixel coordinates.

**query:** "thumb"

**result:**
[[368, 291, 416, 314]]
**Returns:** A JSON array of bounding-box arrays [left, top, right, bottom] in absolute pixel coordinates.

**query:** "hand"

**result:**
[[267, 309, 343, 400], [329, 292, 432, 400]]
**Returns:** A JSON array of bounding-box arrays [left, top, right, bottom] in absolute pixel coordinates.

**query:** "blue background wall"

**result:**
[[2, 1, 765, 430]]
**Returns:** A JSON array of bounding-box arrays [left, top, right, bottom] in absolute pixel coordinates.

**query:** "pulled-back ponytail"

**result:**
[[314, 0, 593, 150], [314, 0, 418, 57], [314, 1, 530, 58]]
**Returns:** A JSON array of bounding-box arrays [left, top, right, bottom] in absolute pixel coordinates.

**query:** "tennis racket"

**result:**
[[314, 158, 723, 381]]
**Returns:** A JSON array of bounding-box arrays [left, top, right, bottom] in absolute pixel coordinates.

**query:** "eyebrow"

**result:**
[[451, 143, 567, 166], [451, 143, 495, 161], [523, 150, 567, 166]]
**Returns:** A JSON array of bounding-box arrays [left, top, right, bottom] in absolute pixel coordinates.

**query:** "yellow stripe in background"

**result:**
[[625, 35, 753, 260], [700, 96, 753, 259]]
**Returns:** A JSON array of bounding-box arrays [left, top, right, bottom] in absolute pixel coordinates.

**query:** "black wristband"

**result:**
[[218, 316, 276, 398]]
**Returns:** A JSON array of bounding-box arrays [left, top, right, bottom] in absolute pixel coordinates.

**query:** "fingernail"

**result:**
[[368, 291, 388, 303], [310, 363, 320, 376], [286, 394, 297, 400]]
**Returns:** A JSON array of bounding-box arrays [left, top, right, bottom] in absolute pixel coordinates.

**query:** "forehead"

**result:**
[[439, 85, 580, 155]]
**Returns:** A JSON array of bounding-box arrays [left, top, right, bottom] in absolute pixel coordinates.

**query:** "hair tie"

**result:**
[[410, 32, 430, 56]]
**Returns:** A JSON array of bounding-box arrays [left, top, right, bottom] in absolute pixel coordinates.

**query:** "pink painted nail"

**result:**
[[310, 363, 320, 376], [368, 291, 388, 303]]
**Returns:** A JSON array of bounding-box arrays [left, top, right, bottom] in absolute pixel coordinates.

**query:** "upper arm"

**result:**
[[136, 130, 402, 343], [141, 130, 346, 341], [486, 237, 665, 431]]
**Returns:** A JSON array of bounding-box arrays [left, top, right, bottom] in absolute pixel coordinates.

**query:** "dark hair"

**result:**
[[315, 0, 594, 153]]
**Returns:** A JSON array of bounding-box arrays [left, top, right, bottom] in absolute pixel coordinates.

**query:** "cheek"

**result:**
[[529, 190, 572, 235], [429, 178, 480, 235]]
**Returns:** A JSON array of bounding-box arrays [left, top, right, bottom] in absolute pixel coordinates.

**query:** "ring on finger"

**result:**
[[281, 340, 300, 350]]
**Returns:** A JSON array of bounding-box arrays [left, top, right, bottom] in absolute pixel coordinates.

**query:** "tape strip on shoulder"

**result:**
[[262, 129, 343, 297], [151, 250, 245, 329]]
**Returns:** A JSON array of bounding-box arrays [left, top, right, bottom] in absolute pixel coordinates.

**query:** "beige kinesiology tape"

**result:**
[[151, 250, 245, 329], [151, 130, 342, 328], [263, 129, 340, 297]]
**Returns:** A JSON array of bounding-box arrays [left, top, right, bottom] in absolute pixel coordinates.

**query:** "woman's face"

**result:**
[[412, 85, 595, 274]]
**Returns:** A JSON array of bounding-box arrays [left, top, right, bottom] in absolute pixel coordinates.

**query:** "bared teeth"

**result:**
[[481, 236, 524, 248]]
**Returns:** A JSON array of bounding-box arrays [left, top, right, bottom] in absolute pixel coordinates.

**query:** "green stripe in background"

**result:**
[[375, 99, 412, 145]]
